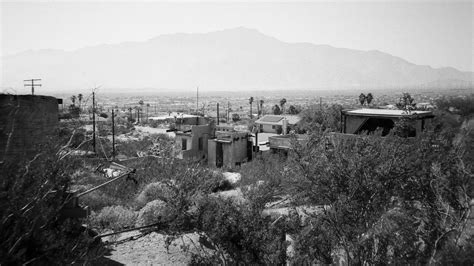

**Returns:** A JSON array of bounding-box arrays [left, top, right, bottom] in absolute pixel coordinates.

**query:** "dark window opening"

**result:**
[[181, 139, 187, 150], [198, 137, 203, 151], [357, 118, 395, 136]]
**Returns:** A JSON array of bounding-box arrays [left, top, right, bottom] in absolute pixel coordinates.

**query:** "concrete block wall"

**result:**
[[0, 94, 58, 162]]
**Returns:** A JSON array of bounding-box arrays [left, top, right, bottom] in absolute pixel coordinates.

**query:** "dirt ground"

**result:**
[[95, 231, 212, 265]]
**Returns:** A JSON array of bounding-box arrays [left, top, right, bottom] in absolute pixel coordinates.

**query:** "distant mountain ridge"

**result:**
[[2, 27, 473, 91]]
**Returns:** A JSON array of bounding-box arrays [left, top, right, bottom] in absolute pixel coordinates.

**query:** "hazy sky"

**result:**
[[1, 0, 473, 71]]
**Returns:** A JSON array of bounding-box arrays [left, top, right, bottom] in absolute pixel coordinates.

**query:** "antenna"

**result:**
[[24, 79, 42, 95]]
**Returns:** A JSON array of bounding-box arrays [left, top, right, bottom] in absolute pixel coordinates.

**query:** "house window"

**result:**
[[272, 125, 276, 129], [198, 137, 203, 151], [181, 139, 187, 150]]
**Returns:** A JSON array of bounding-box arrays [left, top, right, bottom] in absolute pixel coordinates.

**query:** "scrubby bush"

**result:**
[[435, 94, 474, 118], [194, 197, 287, 264], [80, 190, 122, 212], [136, 200, 173, 227], [90, 205, 137, 231], [296, 103, 344, 133], [286, 131, 473, 264], [0, 147, 100, 264], [135, 182, 174, 208]]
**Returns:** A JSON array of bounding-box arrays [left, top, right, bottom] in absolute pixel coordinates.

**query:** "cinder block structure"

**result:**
[[0, 94, 59, 162]]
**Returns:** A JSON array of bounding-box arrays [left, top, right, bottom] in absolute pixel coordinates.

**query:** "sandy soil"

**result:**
[[98, 231, 212, 265]]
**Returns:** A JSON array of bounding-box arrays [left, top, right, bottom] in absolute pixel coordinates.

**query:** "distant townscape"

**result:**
[[1, 2, 473, 264], [1, 86, 473, 264]]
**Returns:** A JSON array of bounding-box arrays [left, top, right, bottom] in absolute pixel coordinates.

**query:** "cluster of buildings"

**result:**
[[0, 93, 435, 168], [167, 107, 435, 167]]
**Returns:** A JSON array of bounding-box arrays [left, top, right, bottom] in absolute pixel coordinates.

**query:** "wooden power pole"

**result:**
[[92, 91, 96, 154], [217, 103, 219, 125], [112, 109, 115, 159], [196, 86, 199, 115], [24, 79, 42, 95]]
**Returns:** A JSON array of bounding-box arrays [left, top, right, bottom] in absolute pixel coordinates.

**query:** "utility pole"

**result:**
[[320, 97, 322, 111], [217, 103, 220, 125], [257, 99, 260, 118], [196, 86, 199, 115], [92, 91, 96, 154], [227, 102, 230, 123], [24, 79, 41, 95], [112, 109, 115, 159]]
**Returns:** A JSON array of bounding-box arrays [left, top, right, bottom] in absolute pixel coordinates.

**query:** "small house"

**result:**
[[255, 115, 301, 134]]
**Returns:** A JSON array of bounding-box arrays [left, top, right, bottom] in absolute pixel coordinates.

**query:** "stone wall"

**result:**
[[0, 94, 58, 162]]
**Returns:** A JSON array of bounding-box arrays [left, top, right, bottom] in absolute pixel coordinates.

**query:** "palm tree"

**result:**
[[146, 103, 150, 120], [359, 93, 366, 106], [70, 95, 76, 106], [280, 98, 287, 114], [366, 93, 373, 105], [77, 93, 83, 109], [249, 97, 254, 118]]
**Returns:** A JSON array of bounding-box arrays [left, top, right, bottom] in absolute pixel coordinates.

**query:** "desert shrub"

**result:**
[[287, 131, 473, 264], [115, 124, 132, 135], [238, 154, 286, 188], [89, 205, 137, 231], [296, 103, 344, 133], [80, 190, 122, 212], [135, 181, 174, 208], [136, 200, 173, 227], [232, 113, 240, 122], [194, 197, 287, 264], [392, 116, 417, 137], [0, 147, 99, 264], [117, 137, 154, 157], [435, 94, 474, 118], [149, 120, 159, 128]]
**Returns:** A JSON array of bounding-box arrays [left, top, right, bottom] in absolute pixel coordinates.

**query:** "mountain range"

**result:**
[[2, 27, 473, 92]]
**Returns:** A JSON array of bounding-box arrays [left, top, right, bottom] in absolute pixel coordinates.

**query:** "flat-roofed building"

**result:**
[[208, 130, 252, 168], [342, 108, 434, 137], [175, 124, 214, 160]]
